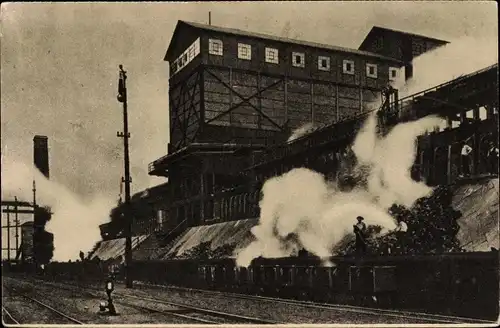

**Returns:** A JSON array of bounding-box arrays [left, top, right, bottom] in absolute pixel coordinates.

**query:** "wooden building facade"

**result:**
[[139, 22, 460, 236]]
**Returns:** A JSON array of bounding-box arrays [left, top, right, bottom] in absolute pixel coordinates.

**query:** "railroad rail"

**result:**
[[9, 276, 497, 325], [2, 306, 20, 325], [4, 285, 84, 325], [115, 292, 278, 324], [133, 282, 496, 325], [8, 277, 277, 325]]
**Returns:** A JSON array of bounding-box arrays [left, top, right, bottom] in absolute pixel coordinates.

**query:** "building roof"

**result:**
[[165, 20, 403, 63], [359, 26, 449, 60]]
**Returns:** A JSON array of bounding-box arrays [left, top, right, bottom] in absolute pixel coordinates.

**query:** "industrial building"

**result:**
[[94, 20, 498, 263]]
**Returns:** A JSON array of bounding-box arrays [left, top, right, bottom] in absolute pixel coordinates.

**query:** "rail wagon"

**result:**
[[39, 251, 499, 320]]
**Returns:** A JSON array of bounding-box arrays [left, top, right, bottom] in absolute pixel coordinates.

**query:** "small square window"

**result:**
[[318, 56, 330, 71], [265, 47, 279, 64], [343, 60, 354, 75], [209, 39, 223, 56], [389, 67, 399, 81], [366, 63, 377, 78], [238, 43, 252, 60], [292, 52, 305, 68]]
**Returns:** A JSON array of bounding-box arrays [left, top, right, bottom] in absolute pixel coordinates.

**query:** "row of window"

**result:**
[[171, 38, 201, 75], [209, 39, 400, 80]]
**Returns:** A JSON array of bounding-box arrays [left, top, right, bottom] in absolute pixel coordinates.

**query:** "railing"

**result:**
[[203, 188, 260, 223], [392, 64, 498, 119], [251, 111, 373, 168], [417, 119, 498, 186], [251, 64, 498, 170]]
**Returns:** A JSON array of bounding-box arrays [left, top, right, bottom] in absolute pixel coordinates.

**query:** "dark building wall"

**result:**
[[165, 27, 400, 152], [169, 69, 202, 150], [201, 66, 382, 131], [200, 32, 397, 88]]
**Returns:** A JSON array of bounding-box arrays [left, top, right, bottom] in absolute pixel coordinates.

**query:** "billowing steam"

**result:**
[[396, 36, 498, 97], [287, 123, 319, 142], [1, 159, 114, 262], [236, 112, 443, 267]]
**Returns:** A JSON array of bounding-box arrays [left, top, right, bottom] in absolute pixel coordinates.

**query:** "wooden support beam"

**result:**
[[447, 145, 453, 185], [204, 69, 284, 130], [1, 200, 33, 207], [311, 82, 314, 123], [359, 87, 363, 114], [473, 107, 480, 121], [229, 67, 233, 124], [2, 209, 35, 214], [335, 84, 339, 122], [200, 172, 205, 222], [284, 75, 288, 125]]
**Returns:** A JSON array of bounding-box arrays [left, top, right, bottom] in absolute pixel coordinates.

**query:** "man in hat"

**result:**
[[353, 216, 367, 254], [460, 139, 473, 177], [487, 141, 499, 175], [394, 218, 408, 254]]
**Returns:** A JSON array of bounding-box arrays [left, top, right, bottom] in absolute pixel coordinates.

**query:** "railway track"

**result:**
[[134, 282, 496, 325], [3, 285, 84, 325], [10, 276, 496, 324], [115, 292, 278, 324], [2, 306, 20, 324], [9, 277, 277, 324]]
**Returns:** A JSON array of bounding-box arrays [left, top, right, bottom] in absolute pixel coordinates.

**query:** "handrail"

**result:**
[[395, 63, 498, 104], [251, 64, 498, 169], [161, 218, 188, 238]]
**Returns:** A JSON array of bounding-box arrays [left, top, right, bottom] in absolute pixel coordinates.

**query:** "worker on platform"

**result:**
[[353, 216, 367, 255], [460, 139, 473, 177], [487, 141, 499, 175], [394, 218, 408, 254]]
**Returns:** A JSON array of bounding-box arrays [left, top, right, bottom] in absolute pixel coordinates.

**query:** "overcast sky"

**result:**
[[1, 1, 497, 205]]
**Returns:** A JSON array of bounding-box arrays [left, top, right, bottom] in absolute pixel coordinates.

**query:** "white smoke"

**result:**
[[1, 158, 114, 262], [396, 36, 498, 98], [236, 112, 443, 267], [287, 123, 319, 142]]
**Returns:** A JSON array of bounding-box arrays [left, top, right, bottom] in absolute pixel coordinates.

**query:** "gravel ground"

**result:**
[[3, 276, 196, 324], [2, 286, 79, 324], [7, 275, 467, 325], [113, 284, 458, 324]]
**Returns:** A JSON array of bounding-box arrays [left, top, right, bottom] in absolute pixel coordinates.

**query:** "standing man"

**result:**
[[460, 139, 473, 177], [394, 219, 408, 254], [353, 216, 367, 255], [487, 142, 499, 175]]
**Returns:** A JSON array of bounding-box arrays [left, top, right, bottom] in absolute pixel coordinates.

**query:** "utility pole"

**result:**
[[116, 64, 133, 288], [32, 180, 37, 269], [14, 197, 19, 257]]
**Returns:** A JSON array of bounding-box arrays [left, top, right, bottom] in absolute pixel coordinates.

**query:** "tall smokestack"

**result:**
[[32, 135, 53, 267], [33, 135, 49, 178]]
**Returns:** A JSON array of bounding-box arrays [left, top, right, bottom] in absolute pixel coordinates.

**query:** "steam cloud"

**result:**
[[1, 159, 114, 262], [236, 34, 495, 267], [395, 36, 498, 97], [236, 112, 443, 267], [287, 123, 319, 142]]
